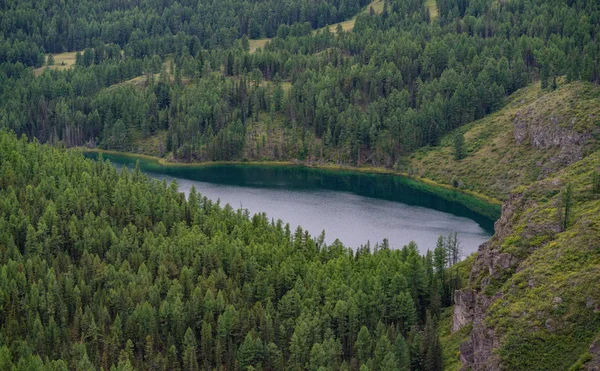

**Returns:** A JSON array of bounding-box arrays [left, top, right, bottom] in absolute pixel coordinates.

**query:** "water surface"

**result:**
[[87, 153, 497, 254]]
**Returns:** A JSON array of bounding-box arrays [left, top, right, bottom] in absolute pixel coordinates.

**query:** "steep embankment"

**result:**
[[412, 81, 600, 370], [410, 81, 600, 201]]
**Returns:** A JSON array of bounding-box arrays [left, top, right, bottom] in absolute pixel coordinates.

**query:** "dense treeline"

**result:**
[[0, 130, 464, 370], [0, 0, 370, 64], [0, 0, 599, 166]]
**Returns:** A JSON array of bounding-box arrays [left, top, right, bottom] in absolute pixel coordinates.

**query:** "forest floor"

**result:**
[[33, 51, 79, 76]]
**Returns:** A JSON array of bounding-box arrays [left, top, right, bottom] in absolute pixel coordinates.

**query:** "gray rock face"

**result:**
[[451, 193, 542, 370], [513, 108, 594, 176], [469, 193, 524, 285], [453, 290, 475, 332], [585, 338, 600, 371], [455, 288, 503, 371]]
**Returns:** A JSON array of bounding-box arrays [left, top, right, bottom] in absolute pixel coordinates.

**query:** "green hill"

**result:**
[[409, 81, 600, 201], [419, 81, 600, 370], [0, 130, 458, 370]]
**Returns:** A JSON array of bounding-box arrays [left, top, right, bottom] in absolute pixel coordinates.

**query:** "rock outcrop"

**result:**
[[452, 198, 518, 371], [452, 90, 600, 370], [513, 100, 598, 176], [585, 338, 600, 371]]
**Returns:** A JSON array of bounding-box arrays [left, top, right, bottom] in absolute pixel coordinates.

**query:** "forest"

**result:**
[[0, 0, 598, 166], [1, 0, 600, 369], [0, 130, 464, 370]]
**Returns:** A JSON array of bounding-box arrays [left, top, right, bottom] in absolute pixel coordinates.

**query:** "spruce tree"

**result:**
[[421, 312, 443, 371], [453, 132, 465, 160]]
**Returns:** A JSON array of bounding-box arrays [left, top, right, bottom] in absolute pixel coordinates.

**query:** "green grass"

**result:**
[[34, 51, 80, 76], [249, 38, 270, 53], [485, 153, 600, 369], [439, 308, 471, 371], [409, 81, 600, 202], [426, 0, 439, 19], [418, 80, 600, 370]]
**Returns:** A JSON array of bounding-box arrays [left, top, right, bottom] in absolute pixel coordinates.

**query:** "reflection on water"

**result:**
[[86, 152, 496, 254]]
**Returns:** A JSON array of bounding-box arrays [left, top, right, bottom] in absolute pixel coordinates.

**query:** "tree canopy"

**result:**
[[0, 130, 468, 369]]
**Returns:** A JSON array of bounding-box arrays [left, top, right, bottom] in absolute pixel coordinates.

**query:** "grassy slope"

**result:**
[[248, 0, 387, 53], [487, 150, 600, 370], [425, 81, 600, 370], [409, 81, 600, 202], [33, 51, 79, 76]]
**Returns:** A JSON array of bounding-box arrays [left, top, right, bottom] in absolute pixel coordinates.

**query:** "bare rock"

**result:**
[[553, 297, 563, 304], [513, 107, 593, 177], [459, 292, 503, 371], [585, 337, 600, 371], [453, 290, 476, 332]]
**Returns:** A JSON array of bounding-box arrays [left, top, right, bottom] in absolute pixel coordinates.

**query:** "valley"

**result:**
[[0, 0, 599, 369]]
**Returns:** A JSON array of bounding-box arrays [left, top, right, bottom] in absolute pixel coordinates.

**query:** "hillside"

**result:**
[[415, 81, 600, 370], [409, 81, 600, 201], [0, 130, 462, 370], [2, 0, 600, 369], [3, 0, 598, 167]]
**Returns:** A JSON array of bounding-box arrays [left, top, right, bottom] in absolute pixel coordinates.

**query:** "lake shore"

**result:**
[[77, 147, 502, 220]]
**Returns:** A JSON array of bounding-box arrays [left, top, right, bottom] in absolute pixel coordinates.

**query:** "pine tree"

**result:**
[[238, 332, 258, 369], [373, 335, 391, 370], [183, 328, 199, 371], [380, 351, 399, 370], [355, 326, 372, 366], [394, 334, 410, 371], [557, 183, 573, 231], [421, 312, 443, 371], [453, 132, 465, 160]]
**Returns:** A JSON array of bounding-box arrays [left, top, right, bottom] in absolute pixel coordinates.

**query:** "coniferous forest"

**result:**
[[0, 131, 461, 370], [0, 0, 598, 165], [1, 0, 600, 370]]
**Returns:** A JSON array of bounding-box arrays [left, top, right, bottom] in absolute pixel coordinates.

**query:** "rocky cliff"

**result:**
[[412, 81, 600, 370]]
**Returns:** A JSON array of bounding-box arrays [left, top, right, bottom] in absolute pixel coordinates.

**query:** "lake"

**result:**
[[85, 152, 498, 255]]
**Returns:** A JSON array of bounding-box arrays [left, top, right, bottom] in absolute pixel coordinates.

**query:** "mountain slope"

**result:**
[[412, 81, 600, 370], [409, 81, 600, 201]]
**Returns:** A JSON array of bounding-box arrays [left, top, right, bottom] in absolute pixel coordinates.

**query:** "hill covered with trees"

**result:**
[[0, 0, 598, 166], [2, 0, 600, 369], [0, 130, 464, 370]]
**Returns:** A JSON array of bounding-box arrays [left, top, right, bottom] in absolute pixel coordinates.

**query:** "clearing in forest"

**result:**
[[323, 0, 385, 33], [249, 38, 271, 53], [426, 0, 439, 19], [248, 0, 387, 53], [33, 51, 79, 76]]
